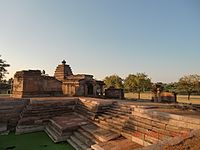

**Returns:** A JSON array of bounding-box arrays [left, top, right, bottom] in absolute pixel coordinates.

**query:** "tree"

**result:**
[[124, 73, 152, 99], [164, 82, 179, 102], [0, 55, 10, 82], [104, 75, 123, 89], [177, 74, 200, 100]]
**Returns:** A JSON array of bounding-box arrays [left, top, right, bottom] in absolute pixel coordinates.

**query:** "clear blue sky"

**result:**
[[0, 0, 200, 83]]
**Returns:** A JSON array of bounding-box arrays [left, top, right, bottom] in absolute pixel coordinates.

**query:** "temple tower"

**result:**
[[54, 60, 73, 81]]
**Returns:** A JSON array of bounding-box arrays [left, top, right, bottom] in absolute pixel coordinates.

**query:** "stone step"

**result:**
[[98, 113, 129, 121], [73, 131, 95, 146], [121, 129, 152, 146], [95, 120, 122, 134], [106, 118, 125, 126], [15, 125, 44, 135], [0, 123, 9, 135], [91, 137, 143, 150], [44, 124, 71, 143], [124, 121, 171, 140], [70, 135, 90, 150], [0, 123, 7, 132], [109, 108, 131, 114], [98, 120, 123, 132], [78, 128, 101, 144], [107, 107, 131, 112], [122, 126, 160, 145], [67, 138, 83, 150], [81, 123, 120, 142], [111, 104, 132, 109]]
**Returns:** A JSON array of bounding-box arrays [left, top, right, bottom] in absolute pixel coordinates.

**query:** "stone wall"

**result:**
[[122, 107, 200, 146], [105, 88, 124, 99], [0, 98, 28, 129], [16, 97, 78, 134], [12, 70, 62, 98]]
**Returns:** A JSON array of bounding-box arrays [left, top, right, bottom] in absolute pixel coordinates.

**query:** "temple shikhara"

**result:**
[[12, 60, 104, 98]]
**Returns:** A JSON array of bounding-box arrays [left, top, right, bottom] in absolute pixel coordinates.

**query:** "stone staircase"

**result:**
[[93, 102, 191, 147], [94, 102, 132, 133], [67, 123, 121, 150], [65, 102, 143, 150], [16, 99, 76, 134], [45, 113, 87, 143]]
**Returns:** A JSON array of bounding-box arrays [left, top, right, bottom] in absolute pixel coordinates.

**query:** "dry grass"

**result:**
[[125, 92, 200, 104], [177, 95, 200, 104], [125, 92, 153, 100]]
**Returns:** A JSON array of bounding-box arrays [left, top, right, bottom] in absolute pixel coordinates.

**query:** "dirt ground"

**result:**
[[163, 134, 200, 150]]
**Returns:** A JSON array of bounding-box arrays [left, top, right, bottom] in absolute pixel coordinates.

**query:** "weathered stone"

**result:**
[[92, 137, 142, 150], [81, 124, 120, 142]]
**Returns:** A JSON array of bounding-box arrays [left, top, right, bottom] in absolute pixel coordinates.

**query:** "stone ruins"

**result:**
[[1, 97, 200, 150], [12, 60, 104, 98], [1, 61, 200, 150]]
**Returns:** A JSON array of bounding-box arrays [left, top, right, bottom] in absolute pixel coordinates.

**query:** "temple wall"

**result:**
[[0, 98, 28, 129], [12, 70, 62, 98], [12, 77, 24, 98], [105, 88, 124, 99], [62, 84, 78, 96], [40, 77, 62, 93]]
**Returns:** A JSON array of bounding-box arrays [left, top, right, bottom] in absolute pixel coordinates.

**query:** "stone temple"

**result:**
[[12, 60, 104, 98]]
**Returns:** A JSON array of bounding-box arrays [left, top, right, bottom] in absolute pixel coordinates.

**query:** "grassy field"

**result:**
[[125, 92, 200, 104], [0, 132, 74, 150]]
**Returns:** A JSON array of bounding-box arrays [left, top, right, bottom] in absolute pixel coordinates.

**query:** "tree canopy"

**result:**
[[103, 75, 123, 89], [124, 73, 152, 99], [177, 74, 200, 100], [0, 55, 10, 82]]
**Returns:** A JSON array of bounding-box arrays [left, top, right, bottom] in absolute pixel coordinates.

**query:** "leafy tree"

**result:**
[[0, 55, 10, 82], [152, 82, 164, 93], [177, 74, 200, 100], [104, 75, 123, 89], [161, 82, 179, 102], [124, 73, 152, 99]]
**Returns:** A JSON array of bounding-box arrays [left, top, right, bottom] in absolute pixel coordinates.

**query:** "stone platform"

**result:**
[[45, 113, 87, 142]]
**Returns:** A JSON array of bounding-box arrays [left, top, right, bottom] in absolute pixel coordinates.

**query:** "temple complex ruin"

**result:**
[[12, 60, 104, 98], [1, 61, 200, 150]]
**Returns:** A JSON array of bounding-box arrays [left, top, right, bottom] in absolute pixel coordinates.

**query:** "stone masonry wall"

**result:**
[[122, 107, 200, 146], [12, 70, 62, 98], [0, 98, 28, 129]]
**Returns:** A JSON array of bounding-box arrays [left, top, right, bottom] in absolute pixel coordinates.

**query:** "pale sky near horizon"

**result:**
[[0, 0, 200, 83]]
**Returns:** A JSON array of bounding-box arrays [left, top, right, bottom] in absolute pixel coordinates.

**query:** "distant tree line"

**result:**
[[104, 74, 200, 100]]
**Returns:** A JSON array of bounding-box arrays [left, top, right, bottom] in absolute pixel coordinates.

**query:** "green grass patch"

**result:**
[[0, 132, 74, 150]]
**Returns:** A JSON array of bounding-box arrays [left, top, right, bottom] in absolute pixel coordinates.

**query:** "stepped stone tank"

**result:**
[[1, 97, 200, 150]]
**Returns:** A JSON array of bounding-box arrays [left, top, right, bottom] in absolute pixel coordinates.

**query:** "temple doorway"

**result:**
[[87, 83, 93, 96]]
